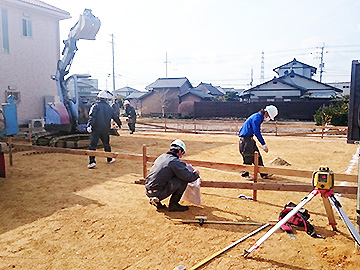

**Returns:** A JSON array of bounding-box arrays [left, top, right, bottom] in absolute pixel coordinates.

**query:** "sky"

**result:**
[[46, 0, 360, 92]]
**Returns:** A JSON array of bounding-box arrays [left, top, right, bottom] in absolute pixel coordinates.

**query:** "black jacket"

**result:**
[[88, 100, 122, 131], [125, 105, 136, 120]]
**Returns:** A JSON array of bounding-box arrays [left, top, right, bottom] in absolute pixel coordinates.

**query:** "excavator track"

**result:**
[[33, 133, 90, 149]]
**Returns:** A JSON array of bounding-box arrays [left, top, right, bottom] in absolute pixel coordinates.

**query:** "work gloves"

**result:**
[[262, 144, 269, 153], [87, 126, 92, 133]]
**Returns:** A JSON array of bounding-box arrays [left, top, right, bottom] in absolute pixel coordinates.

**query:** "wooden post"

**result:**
[[28, 123, 32, 142], [275, 121, 278, 136], [0, 142, 6, 177], [356, 151, 360, 251], [164, 118, 167, 132], [194, 119, 197, 134], [142, 144, 147, 179], [253, 152, 259, 201], [8, 136, 13, 166]]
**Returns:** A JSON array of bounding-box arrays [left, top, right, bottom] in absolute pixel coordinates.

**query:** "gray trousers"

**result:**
[[145, 177, 188, 201]]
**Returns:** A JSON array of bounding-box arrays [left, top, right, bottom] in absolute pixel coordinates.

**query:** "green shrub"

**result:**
[[313, 96, 348, 126]]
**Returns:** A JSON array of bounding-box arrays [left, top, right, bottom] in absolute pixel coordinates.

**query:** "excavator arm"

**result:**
[[47, 9, 100, 134]]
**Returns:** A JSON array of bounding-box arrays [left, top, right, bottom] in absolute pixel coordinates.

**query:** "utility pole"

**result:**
[[110, 34, 116, 94], [250, 66, 253, 87], [319, 43, 325, 83], [164, 52, 170, 78], [260, 51, 265, 83]]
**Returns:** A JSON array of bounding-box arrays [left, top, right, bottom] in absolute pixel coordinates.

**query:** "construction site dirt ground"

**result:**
[[0, 131, 360, 269]]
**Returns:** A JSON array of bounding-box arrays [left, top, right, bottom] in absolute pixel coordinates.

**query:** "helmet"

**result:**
[[170, 139, 186, 155], [97, 90, 109, 99], [124, 100, 130, 106], [265, 105, 278, 120]]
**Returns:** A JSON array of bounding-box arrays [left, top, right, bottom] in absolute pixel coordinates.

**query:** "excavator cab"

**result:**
[[69, 9, 100, 40]]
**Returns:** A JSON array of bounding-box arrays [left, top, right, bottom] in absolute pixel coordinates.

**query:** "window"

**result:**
[[22, 18, 32, 37], [1, 9, 9, 52]]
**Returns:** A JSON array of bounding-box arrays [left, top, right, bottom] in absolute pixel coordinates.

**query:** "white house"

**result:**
[[240, 58, 342, 102], [0, 0, 69, 125]]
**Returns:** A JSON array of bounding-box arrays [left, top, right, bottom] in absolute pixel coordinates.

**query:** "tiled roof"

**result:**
[[146, 77, 192, 90], [180, 89, 213, 99], [15, 0, 70, 17], [195, 82, 224, 96]]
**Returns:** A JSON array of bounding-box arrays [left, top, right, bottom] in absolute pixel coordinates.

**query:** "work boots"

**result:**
[[149, 197, 166, 210], [169, 192, 189, 212], [169, 203, 189, 212]]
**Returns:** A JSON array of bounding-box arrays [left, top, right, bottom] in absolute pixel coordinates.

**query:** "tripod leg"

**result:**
[[243, 189, 319, 257], [328, 194, 360, 246], [321, 194, 337, 231]]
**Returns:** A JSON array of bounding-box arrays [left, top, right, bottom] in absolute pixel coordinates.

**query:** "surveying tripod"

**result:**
[[243, 166, 360, 257]]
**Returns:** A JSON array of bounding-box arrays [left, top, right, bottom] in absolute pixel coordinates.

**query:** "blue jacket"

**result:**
[[238, 112, 266, 145]]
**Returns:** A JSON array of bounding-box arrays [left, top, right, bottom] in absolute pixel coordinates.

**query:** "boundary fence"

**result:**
[[10, 143, 357, 199], [135, 118, 347, 138]]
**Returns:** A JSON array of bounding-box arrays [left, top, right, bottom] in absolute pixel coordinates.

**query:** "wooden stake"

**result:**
[[28, 123, 32, 142], [253, 151, 259, 201], [8, 136, 13, 166], [142, 144, 147, 179]]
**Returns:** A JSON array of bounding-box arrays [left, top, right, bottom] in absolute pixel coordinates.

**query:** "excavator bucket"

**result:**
[[69, 9, 101, 40]]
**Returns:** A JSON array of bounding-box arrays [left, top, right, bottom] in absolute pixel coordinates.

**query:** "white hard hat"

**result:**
[[265, 105, 278, 120], [124, 100, 130, 105], [170, 139, 186, 155], [97, 90, 109, 99]]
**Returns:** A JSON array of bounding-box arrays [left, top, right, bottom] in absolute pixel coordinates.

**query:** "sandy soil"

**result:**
[[0, 131, 359, 269]]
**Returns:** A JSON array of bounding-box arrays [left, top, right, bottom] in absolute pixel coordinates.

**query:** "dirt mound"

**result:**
[[269, 156, 292, 166]]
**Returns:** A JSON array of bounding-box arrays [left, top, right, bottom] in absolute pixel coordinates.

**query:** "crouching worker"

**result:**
[[145, 139, 200, 212]]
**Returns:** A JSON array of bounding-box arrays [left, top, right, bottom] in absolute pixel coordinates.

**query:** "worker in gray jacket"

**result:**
[[145, 139, 200, 212]]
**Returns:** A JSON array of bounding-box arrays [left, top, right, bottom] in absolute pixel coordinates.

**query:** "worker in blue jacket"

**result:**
[[238, 105, 278, 179]]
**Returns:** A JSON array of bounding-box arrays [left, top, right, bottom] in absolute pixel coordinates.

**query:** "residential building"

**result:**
[[114, 86, 142, 99], [328, 82, 350, 96], [240, 58, 342, 102], [195, 82, 224, 97], [141, 77, 193, 116], [0, 0, 69, 125]]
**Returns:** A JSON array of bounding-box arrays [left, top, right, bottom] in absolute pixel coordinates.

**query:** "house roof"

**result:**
[[241, 71, 342, 99], [179, 89, 213, 99], [273, 58, 317, 75], [195, 82, 224, 96], [10, 0, 70, 19], [116, 86, 141, 93], [127, 92, 148, 99], [146, 77, 192, 90]]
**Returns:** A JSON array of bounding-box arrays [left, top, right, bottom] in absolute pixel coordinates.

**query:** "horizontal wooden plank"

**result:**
[[134, 179, 356, 194], [13, 144, 357, 184], [200, 181, 357, 194], [12, 144, 143, 160]]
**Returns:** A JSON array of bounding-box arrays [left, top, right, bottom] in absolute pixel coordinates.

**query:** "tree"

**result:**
[[313, 95, 349, 126], [223, 91, 240, 101]]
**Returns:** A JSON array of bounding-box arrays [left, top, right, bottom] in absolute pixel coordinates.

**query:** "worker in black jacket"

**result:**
[[145, 139, 200, 212], [87, 90, 122, 169], [124, 100, 136, 134]]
